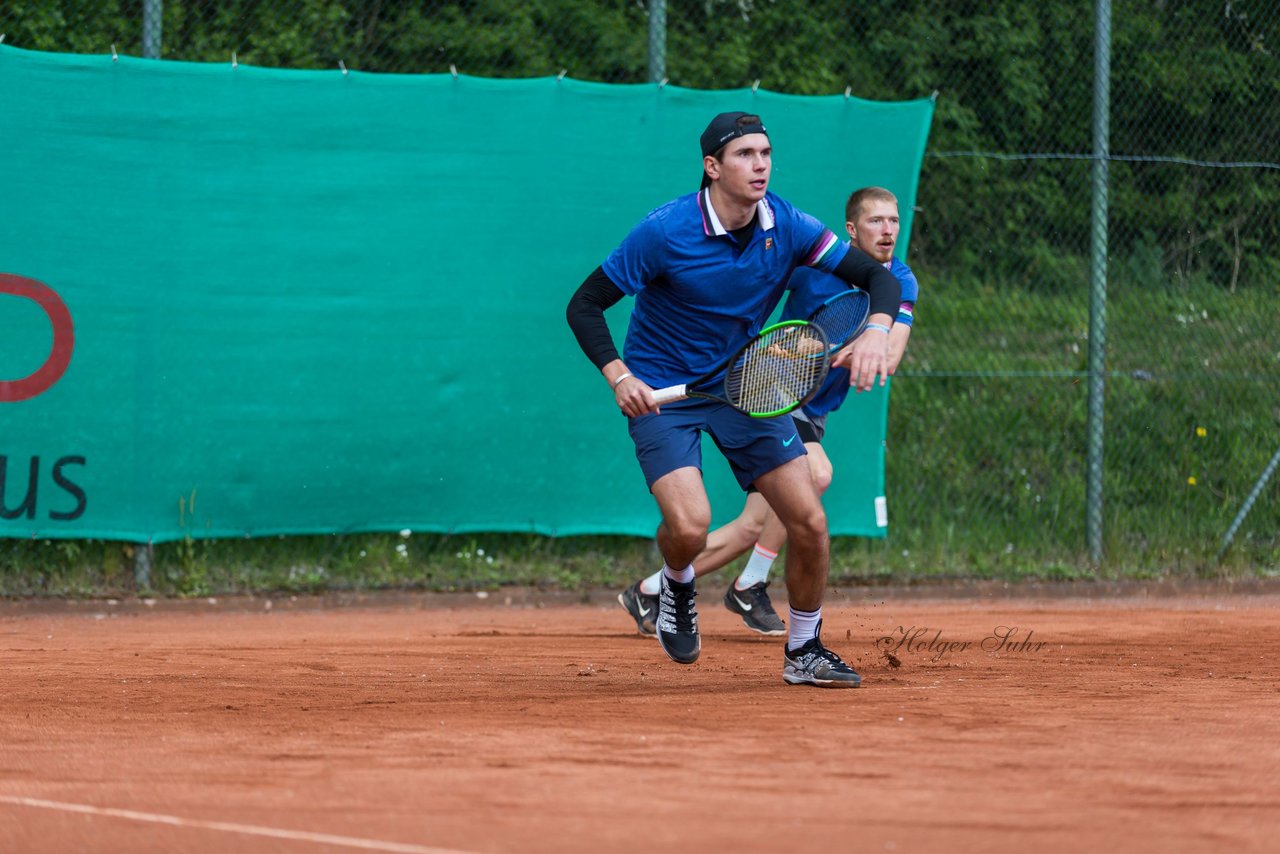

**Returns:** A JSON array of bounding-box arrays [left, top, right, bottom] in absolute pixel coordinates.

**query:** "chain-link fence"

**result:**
[[5, 0, 1277, 574]]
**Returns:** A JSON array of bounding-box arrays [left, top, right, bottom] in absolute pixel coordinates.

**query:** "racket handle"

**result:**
[[651, 384, 688, 405]]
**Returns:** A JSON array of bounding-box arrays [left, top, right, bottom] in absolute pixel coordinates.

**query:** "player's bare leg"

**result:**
[[623, 469, 721, 638], [627, 445, 833, 637], [753, 456, 859, 687], [651, 466, 710, 568], [692, 491, 770, 578], [709, 442, 835, 635], [716, 494, 789, 635], [752, 457, 827, 611], [743, 439, 834, 552], [648, 466, 708, 664]]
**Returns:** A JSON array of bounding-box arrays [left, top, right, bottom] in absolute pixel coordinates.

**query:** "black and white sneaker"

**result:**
[[617, 580, 658, 637], [723, 581, 786, 636], [783, 621, 861, 688], [656, 575, 700, 664]]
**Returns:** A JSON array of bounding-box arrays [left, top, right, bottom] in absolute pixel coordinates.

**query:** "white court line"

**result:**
[[0, 795, 469, 854]]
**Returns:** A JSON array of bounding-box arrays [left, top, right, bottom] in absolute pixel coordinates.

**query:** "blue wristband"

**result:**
[[865, 322, 892, 334]]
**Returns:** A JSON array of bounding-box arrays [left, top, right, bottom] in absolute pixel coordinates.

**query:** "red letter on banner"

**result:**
[[0, 274, 75, 403]]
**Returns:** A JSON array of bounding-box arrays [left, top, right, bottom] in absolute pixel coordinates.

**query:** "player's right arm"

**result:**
[[886, 323, 912, 375], [885, 262, 919, 375], [565, 266, 658, 417], [827, 245, 898, 392], [793, 217, 899, 391]]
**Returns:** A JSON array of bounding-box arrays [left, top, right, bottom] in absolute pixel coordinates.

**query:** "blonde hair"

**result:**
[[845, 186, 898, 223]]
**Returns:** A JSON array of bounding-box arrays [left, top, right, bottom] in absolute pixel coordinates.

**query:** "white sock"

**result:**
[[662, 563, 695, 585], [639, 569, 663, 596], [735, 543, 778, 589], [787, 607, 821, 651]]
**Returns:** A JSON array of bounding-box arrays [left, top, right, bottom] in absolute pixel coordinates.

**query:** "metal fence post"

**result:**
[[143, 0, 162, 59], [1216, 444, 1280, 563], [647, 0, 666, 84], [1086, 0, 1112, 566], [138, 0, 162, 584], [134, 542, 153, 590]]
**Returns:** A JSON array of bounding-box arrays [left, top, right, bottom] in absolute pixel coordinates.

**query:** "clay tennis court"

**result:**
[[3, 583, 1278, 853]]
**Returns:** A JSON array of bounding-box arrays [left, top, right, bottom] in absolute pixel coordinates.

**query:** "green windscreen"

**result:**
[[0, 45, 933, 542]]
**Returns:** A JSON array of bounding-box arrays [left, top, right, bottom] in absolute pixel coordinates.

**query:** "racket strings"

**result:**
[[811, 292, 871, 352], [725, 325, 828, 415]]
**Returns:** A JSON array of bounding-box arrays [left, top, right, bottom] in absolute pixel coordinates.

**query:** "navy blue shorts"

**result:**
[[627, 399, 808, 491]]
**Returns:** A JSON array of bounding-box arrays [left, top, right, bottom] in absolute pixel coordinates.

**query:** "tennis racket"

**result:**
[[808, 288, 872, 354], [650, 320, 830, 418]]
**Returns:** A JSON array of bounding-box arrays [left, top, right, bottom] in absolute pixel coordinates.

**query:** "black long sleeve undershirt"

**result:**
[[833, 245, 901, 317], [567, 244, 898, 371], [566, 266, 626, 369]]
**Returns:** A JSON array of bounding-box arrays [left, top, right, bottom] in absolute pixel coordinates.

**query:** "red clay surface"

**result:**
[[3, 586, 1279, 853]]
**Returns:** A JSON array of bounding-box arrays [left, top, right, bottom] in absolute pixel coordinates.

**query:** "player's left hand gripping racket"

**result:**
[[808, 288, 872, 355], [650, 320, 830, 418]]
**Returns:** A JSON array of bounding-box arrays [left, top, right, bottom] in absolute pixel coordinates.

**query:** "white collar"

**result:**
[[699, 188, 776, 236]]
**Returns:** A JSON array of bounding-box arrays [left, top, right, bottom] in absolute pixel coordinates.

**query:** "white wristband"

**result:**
[[611, 372, 633, 389], [865, 323, 892, 334]]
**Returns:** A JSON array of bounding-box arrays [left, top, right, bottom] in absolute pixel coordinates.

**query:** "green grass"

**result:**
[[3, 264, 1277, 598], [0, 533, 663, 598], [879, 267, 1280, 580]]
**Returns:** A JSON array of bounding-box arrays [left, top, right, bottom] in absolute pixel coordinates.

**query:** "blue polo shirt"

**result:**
[[602, 189, 846, 389], [782, 254, 918, 418]]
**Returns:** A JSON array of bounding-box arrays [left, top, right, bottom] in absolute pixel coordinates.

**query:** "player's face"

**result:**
[[706, 134, 771, 203], [848, 199, 899, 263]]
